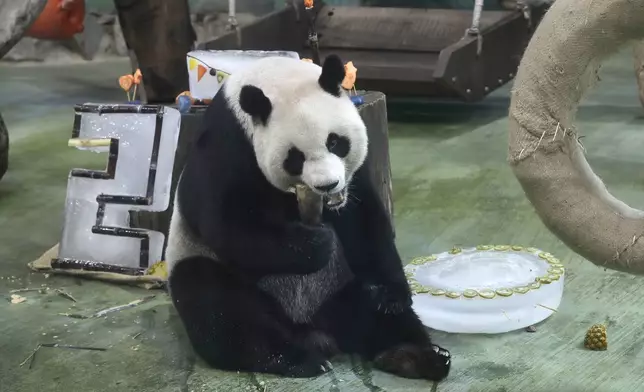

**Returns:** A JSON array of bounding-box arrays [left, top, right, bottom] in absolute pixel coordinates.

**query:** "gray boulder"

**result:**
[[0, 0, 47, 58]]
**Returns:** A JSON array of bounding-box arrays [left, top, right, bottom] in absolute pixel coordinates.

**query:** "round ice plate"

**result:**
[[405, 245, 565, 334]]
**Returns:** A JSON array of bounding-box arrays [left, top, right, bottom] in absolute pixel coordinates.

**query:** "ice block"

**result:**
[[57, 104, 181, 271], [405, 245, 565, 334]]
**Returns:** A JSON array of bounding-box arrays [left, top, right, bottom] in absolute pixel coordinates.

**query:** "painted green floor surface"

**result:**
[[1, 50, 644, 392]]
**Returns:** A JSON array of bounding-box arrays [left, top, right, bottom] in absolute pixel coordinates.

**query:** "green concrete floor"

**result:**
[[1, 50, 644, 392]]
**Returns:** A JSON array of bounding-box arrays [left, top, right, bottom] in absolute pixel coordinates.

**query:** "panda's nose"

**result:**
[[314, 181, 339, 193]]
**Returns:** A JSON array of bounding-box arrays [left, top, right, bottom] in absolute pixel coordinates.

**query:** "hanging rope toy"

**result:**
[[303, 0, 321, 65]]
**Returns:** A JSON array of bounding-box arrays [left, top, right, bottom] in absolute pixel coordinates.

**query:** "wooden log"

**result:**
[[130, 91, 394, 257], [113, 0, 196, 103], [360, 91, 394, 223], [0, 112, 8, 181]]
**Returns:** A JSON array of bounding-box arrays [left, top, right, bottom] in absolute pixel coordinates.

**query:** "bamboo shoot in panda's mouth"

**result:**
[[295, 185, 346, 224], [295, 184, 323, 225]]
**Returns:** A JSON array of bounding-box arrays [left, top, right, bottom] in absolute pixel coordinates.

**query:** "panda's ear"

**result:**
[[318, 55, 345, 97], [239, 85, 272, 126]]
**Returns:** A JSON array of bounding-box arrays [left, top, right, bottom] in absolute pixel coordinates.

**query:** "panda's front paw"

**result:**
[[365, 282, 412, 315], [289, 222, 336, 272], [373, 343, 451, 381]]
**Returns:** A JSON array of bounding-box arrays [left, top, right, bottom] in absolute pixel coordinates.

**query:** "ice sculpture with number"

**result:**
[[56, 104, 181, 273]]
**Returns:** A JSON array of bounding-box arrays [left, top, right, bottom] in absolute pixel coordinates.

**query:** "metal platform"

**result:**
[[200, 2, 545, 101]]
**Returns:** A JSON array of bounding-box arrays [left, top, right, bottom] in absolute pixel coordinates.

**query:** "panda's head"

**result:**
[[223, 55, 368, 209]]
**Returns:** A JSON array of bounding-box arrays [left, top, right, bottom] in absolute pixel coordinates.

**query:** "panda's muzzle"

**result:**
[[311, 182, 345, 208], [291, 182, 347, 209]]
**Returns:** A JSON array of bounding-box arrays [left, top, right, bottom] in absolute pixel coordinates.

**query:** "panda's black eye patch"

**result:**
[[326, 133, 350, 158], [283, 147, 305, 176]]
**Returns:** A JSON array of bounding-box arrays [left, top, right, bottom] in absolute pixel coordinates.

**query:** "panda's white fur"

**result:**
[[223, 57, 368, 199], [166, 185, 215, 273]]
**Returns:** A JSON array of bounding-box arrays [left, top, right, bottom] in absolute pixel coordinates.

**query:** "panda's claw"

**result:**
[[434, 345, 451, 358], [279, 354, 332, 378], [318, 360, 334, 372]]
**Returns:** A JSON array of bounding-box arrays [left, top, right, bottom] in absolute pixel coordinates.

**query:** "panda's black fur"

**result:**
[[167, 55, 451, 380]]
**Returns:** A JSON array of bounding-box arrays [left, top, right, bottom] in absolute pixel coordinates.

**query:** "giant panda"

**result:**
[[166, 54, 451, 381]]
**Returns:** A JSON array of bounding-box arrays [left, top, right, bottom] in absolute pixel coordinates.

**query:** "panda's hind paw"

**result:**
[[373, 343, 451, 381]]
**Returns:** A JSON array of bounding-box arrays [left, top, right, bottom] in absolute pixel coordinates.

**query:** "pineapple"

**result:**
[[584, 324, 607, 351]]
